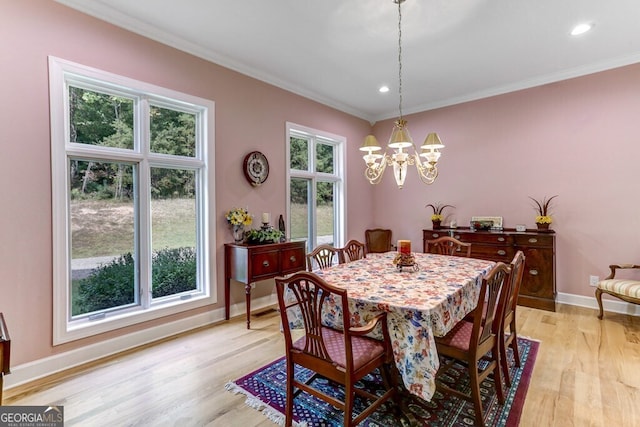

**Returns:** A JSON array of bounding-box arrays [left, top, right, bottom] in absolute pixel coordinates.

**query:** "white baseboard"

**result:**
[[557, 291, 640, 316], [4, 294, 278, 390], [5, 291, 635, 390]]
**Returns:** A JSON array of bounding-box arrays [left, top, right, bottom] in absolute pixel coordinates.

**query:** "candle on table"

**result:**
[[262, 212, 270, 224], [398, 240, 411, 254]]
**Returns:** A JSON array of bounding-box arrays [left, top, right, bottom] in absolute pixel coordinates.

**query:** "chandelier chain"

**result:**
[[359, 0, 444, 189], [397, 0, 403, 121]]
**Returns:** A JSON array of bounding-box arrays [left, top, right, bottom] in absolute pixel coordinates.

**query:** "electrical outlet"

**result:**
[[251, 283, 256, 289], [589, 275, 600, 287]]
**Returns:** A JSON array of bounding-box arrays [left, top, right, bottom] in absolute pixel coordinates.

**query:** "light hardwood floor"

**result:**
[[4, 304, 639, 426]]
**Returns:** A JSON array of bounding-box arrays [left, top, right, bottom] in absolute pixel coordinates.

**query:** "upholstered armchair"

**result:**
[[595, 264, 640, 319]]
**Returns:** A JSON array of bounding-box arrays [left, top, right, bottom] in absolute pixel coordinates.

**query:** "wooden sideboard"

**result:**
[[225, 241, 306, 328], [423, 228, 556, 311]]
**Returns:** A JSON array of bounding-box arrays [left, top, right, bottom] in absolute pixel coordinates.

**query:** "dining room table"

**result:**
[[308, 251, 496, 402]]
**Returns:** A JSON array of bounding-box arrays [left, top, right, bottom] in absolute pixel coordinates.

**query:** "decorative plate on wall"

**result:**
[[243, 151, 269, 186]]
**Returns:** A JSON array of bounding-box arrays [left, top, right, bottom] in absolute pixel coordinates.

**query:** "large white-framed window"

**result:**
[[49, 57, 215, 344], [286, 122, 346, 252]]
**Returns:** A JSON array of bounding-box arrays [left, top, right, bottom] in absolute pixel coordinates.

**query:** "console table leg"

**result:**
[[225, 279, 231, 321], [245, 283, 252, 329]]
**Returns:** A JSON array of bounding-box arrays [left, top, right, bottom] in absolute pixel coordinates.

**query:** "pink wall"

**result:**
[[2, 0, 638, 369], [371, 65, 640, 299], [0, 0, 373, 365]]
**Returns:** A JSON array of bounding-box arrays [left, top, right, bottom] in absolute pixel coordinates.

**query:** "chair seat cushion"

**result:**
[[434, 319, 473, 351], [598, 279, 640, 299], [293, 327, 385, 370]]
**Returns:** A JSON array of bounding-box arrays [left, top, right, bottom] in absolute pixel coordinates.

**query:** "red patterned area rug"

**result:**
[[226, 337, 539, 427]]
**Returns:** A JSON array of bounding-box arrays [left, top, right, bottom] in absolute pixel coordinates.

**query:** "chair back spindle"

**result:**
[[306, 244, 341, 272], [340, 240, 366, 263], [426, 236, 472, 257], [473, 262, 509, 347]]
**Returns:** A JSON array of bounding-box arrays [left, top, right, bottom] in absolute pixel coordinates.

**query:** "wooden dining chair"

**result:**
[[275, 271, 396, 427], [500, 250, 526, 387], [434, 262, 510, 427], [364, 228, 392, 253], [426, 236, 472, 257], [339, 239, 366, 263], [306, 244, 340, 272]]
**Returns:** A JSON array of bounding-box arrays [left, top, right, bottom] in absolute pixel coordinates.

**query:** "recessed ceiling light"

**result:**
[[571, 23, 593, 36], [379, 85, 390, 93]]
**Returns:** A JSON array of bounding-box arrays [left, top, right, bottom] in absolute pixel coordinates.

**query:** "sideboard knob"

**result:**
[[498, 237, 505, 242], [262, 260, 270, 267], [290, 256, 296, 262], [528, 238, 538, 243], [497, 250, 506, 256], [529, 269, 539, 276]]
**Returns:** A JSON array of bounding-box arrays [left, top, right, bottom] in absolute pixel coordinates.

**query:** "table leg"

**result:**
[[245, 283, 252, 329]]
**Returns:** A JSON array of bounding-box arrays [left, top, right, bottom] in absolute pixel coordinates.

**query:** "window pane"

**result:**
[[315, 143, 335, 174], [290, 178, 309, 242], [150, 106, 196, 157], [290, 137, 308, 170], [317, 181, 335, 246], [70, 160, 136, 316], [150, 168, 197, 298], [69, 86, 134, 149]]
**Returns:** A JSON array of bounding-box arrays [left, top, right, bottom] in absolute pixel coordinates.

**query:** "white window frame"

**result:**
[[49, 57, 215, 344], [285, 122, 346, 252]]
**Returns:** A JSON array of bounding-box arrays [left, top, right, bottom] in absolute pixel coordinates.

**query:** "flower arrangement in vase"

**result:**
[[425, 203, 454, 229], [225, 207, 253, 242], [529, 195, 557, 230]]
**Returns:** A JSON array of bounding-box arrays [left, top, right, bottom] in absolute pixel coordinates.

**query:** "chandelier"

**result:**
[[360, 0, 444, 189]]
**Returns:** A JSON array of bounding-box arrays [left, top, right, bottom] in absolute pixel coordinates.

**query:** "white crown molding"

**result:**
[[376, 53, 640, 123], [54, 0, 366, 121]]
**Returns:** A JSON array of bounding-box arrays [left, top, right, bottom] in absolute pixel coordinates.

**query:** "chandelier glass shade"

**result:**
[[360, 0, 444, 189]]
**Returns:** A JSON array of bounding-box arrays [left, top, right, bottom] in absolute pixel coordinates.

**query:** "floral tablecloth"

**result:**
[[310, 252, 495, 402]]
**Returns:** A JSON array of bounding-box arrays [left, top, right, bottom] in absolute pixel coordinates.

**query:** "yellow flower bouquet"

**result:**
[[426, 203, 454, 219], [426, 203, 454, 229], [530, 195, 557, 229], [535, 215, 553, 224], [225, 207, 253, 226]]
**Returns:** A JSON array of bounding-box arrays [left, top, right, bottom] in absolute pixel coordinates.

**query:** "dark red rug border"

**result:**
[[505, 338, 539, 427]]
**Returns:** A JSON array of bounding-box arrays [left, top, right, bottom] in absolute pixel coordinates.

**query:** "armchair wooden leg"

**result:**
[[595, 288, 605, 319]]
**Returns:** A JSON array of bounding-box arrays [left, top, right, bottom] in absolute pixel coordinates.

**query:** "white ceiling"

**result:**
[[56, 0, 640, 123]]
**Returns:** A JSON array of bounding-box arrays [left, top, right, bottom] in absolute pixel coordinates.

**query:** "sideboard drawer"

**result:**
[[513, 234, 554, 248], [281, 247, 305, 273], [250, 250, 280, 278], [457, 232, 514, 246], [426, 231, 447, 240], [470, 245, 514, 263]]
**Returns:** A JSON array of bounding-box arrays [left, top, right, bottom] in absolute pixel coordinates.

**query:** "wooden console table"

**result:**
[[423, 228, 556, 311], [225, 241, 306, 328], [0, 313, 10, 404]]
